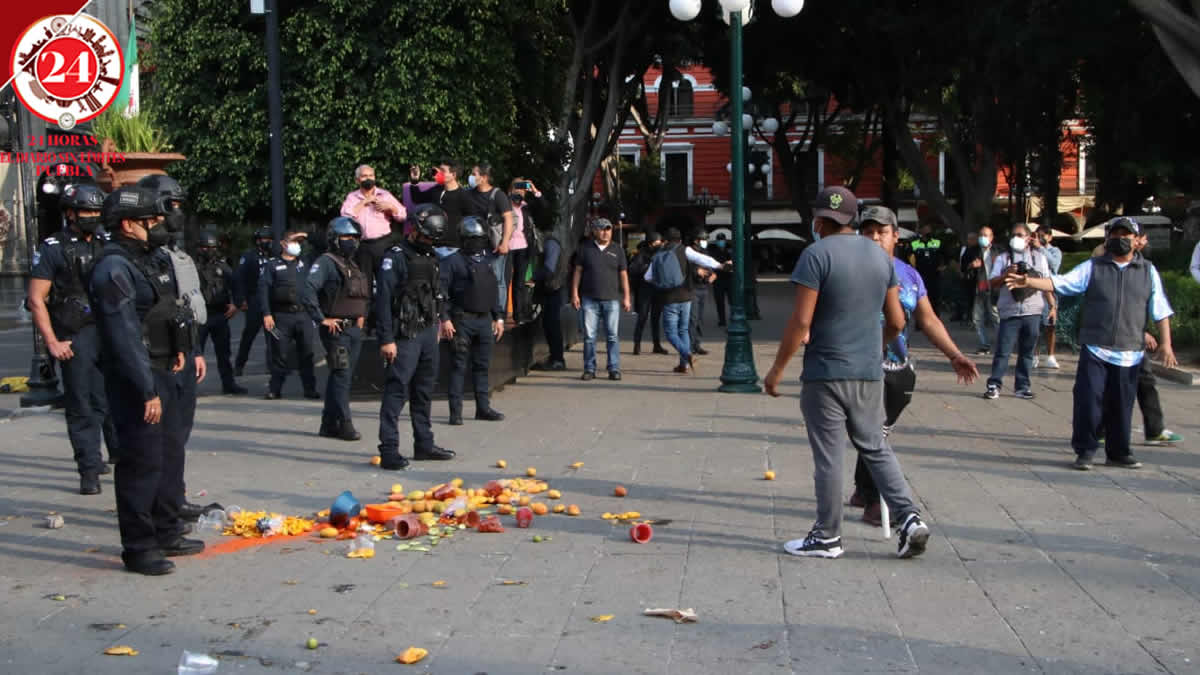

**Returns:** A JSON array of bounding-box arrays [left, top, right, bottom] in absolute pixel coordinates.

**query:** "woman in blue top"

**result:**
[[853, 208, 980, 524]]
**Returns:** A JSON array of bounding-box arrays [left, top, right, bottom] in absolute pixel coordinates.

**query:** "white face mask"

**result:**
[[467, 175, 479, 189], [699, 240, 708, 249], [978, 235, 990, 248], [285, 242, 302, 257], [1009, 236, 1028, 252]]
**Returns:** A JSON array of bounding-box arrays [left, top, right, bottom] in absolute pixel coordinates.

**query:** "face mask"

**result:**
[[811, 225, 822, 242], [978, 236, 990, 248], [285, 242, 302, 257], [699, 240, 708, 249], [1009, 236, 1027, 252], [359, 179, 375, 191], [468, 175, 479, 189], [75, 215, 102, 234], [337, 238, 359, 258], [509, 193, 523, 205], [1105, 237, 1133, 256], [435, 170, 447, 185], [462, 238, 487, 255], [715, 240, 726, 249], [165, 208, 186, 233], [145, 221, 171, 249], [256, 239, 273, 254]]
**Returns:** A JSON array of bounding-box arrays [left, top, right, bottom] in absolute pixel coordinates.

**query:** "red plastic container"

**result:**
[[629, 522, 653, 544], [391, 514, 428, 539], [515, 507, 534, 528], [463, 510, 481, 528]]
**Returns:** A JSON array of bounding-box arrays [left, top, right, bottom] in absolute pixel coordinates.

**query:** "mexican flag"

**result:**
[[112, 14, 138, 118]]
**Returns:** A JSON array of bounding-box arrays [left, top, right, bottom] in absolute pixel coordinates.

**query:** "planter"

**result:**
[[95, 139, 186, 191]]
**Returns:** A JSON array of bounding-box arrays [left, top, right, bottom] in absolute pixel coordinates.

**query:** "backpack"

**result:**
[[485, 188, 505, 249], [650, 245, 686, 290]]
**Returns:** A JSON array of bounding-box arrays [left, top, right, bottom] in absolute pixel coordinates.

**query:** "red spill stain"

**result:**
[[192, 529, 317, 560]]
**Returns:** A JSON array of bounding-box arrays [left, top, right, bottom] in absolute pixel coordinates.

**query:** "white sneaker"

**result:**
[[1033, 355, 1039, 368], [1045, 355, 1060, 369], [784, 531, 844, 559], [897, 513, 930, 559]]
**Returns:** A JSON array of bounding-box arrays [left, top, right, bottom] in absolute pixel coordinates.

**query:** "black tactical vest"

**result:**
[[320, 253, 370, 319], [50, 235, 104, 333], [105, 245, 194, 369], [393, 242, 440, 339], [459, 252, 498, 314], [268, 258, 302, 310], [198, 259, 231, 309]]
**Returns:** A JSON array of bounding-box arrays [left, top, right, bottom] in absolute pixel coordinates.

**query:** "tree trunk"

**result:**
[[1131, 0, 1200, 98], [883, 101, 965, 232]]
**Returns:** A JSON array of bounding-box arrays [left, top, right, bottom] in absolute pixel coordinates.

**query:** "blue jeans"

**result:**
[[580, 297, 620, 373], [661, 301, 691, 366], [973, 292, 998, 349], [987, 315, 1041, 392], [490, 252, 508, 315]]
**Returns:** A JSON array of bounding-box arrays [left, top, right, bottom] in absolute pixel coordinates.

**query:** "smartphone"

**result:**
[[516, 181, 533, 190]]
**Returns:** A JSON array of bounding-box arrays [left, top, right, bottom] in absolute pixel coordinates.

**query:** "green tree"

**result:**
[[148, 0, 562, 226]]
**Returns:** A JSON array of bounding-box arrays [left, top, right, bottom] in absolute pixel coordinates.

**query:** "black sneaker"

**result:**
[[338, 423, 362, 442], [897, 513, 930, 559], [263, 391, 281, 400], [784, 531, 844, 558], [608, 371, 622, 381], [122, 550, 174, 576], [79, 473, 101, 495], [223, 384, 249, 395], [652, 346, 670, 355], [414, 446, 456, 461], [975, 347, 991, 355], [1072, 455, 1093, 471], [159, 537, 205, 557], [983, 385, 999, 400], [581, 371, 596, 381], [448, 412, 464, 426], [380, 455, 410, 471], [1105, 456, 1143, 469], [548, 361, 567, 371], [303, 390, 322, 400], [693, 347, 709, 356], [1014, 389, 1035, 400], [475, 408, 505, 421]]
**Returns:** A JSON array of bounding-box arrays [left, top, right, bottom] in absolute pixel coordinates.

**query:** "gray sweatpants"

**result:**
[[800, 379, 918, 539]]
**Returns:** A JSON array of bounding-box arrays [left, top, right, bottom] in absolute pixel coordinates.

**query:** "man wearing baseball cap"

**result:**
[[1005, 217, 1178, 470], [766, 187, 931, 560]]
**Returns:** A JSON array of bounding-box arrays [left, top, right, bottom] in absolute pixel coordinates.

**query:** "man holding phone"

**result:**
[[983, 223, 1053, 400]]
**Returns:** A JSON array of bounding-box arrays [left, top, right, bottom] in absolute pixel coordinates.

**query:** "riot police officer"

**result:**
[[89, 186, 203, 575], [259, 226, 320, 400], [441, 216, 505, 425], [376, 205, 456, 469], [194, 230, 247, 395], [28, 183, 119, 495], [234, 227, 275, 376], [304, 217, 369, 440]]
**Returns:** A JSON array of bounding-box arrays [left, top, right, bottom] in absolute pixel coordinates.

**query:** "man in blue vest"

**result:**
[[1005, 217, 1177, 470]]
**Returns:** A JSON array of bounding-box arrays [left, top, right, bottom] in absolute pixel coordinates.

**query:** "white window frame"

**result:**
[[661, 143, 694, 201], [617, 144, 642, 167]]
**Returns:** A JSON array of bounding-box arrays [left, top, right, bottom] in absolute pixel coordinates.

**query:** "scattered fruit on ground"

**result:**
[[306, 638, 318, 650], [532, 535, 544, 542], [553, 504, 566, 513], [396, 647, 428, 664], [408, 490, 425, 501], [764, 470, 776, 480], [432, 580, 447, 587], [370, 456, 381, 466], [496, 494, 511, 504], [526, 467, 537, 477], [496, 460, 507, 468], [518, 496, 531, 506], [614, 486, 627, 497], [567, 504, 581, 516], [103, 646, 139, 656], [570, 461, 584, 469], [346, 547, 375, 559], [319, 527, 338, 538], [497, 504, 513, 515], [307, 609, 317, 615], [391, 483, 404, 494], [531, 503, 548, 515], [451, 478, 464, 487], [547, 489, 562, 499]]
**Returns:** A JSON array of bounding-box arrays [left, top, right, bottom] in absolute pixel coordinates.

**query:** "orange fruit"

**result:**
[[496, 460, 507, 468], [497, 504, 513, 515], [518, 496, 531, 506], [370, 456, 382, 466], [613, 486, 627, 497], [531, 503, 548, 515], [526, 467, 537, 477], [547, 489, 562, 499], [412, 501, 427, 513], [553, 504, 566, 514], [567, 504, 581, 516], [496, 494, 511, 505], [764, 470, 776, 481]]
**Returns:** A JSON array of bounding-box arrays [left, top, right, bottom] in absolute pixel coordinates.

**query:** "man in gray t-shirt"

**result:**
[[765, 186, 930, 561]]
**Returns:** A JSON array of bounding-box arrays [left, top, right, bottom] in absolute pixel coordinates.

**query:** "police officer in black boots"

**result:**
[[194, 230, 247, 395], [376, 205, 456, 469], [304, 217, 369, 440], [89, 186, 203, 575], [28, 184, 119, 494], [234, 227, 275, 376], [259, 226, 320, 400], [442, 216, 506, 425]]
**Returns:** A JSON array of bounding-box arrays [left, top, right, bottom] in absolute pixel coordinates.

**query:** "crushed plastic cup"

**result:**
[[445, 498, 468, 517], [629, 522, 653, 544], [351, 533, 375, 553], [178, 649, 219, 674], [194, 510, 227, 535], [225, 505, 243, 519]]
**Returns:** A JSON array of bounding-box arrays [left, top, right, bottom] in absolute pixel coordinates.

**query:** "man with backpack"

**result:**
[[466, 163, 514, 316], [628, 233, 667, 355], [645, 227, 728, 374], [530, 223, 568, 371]]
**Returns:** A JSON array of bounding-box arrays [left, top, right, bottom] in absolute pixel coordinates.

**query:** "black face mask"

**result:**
[[461, 237, 487, 255], [337, 238, 359, 258], [165, 208, 186, 233], [75, 215, 102, 234], [1105, 237, 1133, 256], [145, 221, 171, 249], [359, 179, 375, 191], [509, 193, 523, 205], [256, 239, 273, 254]]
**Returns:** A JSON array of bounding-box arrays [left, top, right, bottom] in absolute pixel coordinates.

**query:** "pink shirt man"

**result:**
[[340, 167, 406, 240]]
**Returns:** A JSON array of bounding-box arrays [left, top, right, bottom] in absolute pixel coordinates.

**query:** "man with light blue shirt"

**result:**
[[1005, 217, 1178, 470]]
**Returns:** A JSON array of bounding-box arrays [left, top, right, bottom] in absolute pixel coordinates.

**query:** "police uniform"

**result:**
[[32, 227, 119, 482], [259, 254, 318, 398], [89, 186, 201, 574], [441, 245, 505, 424], [304, 235, 369, 439], [911, 234, 944, 316], [195, 245, 243, 393], [233, 232, 274, 374]]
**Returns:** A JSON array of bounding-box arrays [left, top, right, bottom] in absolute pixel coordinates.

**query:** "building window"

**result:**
[[669, 79, 694, 118], [664, 151, 690, 203]]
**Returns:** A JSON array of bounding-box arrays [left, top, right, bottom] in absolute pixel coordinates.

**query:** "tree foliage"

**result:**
[[148, 0, 563, 226]]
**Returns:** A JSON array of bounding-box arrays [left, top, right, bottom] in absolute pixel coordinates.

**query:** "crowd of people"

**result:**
[[26, 161, 1191, 573]]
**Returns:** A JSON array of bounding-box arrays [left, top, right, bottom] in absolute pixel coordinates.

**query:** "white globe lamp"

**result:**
[[669, 0, 702, 21], [772, 0, 805, 18], [720, 0, 752, 13], [761, 117, 780, 134]]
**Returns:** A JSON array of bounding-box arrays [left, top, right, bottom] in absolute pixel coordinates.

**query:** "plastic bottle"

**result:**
[[178, 650, 219, 674]]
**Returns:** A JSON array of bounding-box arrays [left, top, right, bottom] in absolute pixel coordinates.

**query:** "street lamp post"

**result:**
[[670, 0, 803, 392]]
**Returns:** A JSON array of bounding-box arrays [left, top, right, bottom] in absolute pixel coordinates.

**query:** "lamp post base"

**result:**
[[719, 312, 761, 393], [19, 353, 62, 408]]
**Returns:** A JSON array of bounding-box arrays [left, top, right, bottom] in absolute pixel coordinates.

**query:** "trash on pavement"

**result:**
[[396, 647, 428, 664], [329, 491, 361, 527], [44, 514, 64, 529], [177, 650, 219, 674], [103, 645, 139, 656], [643, 608, 698, 623], [590, 614, 614, 623], [629, 522, 653, 543]]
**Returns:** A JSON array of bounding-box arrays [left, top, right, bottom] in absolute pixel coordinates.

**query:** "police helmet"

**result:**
[[459, 216, 487, 241], [60, 184, 106, 212], [196, 230, 220, 248], [102, 186, 165, 226], [325, 216, 362, 250], [136, 174, 187, 202], [413, 205, 448, 240], [254, 226, 273, 241]]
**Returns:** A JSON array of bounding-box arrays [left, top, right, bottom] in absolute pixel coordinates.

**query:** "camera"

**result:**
[[1015, 261, 1028, 275]]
